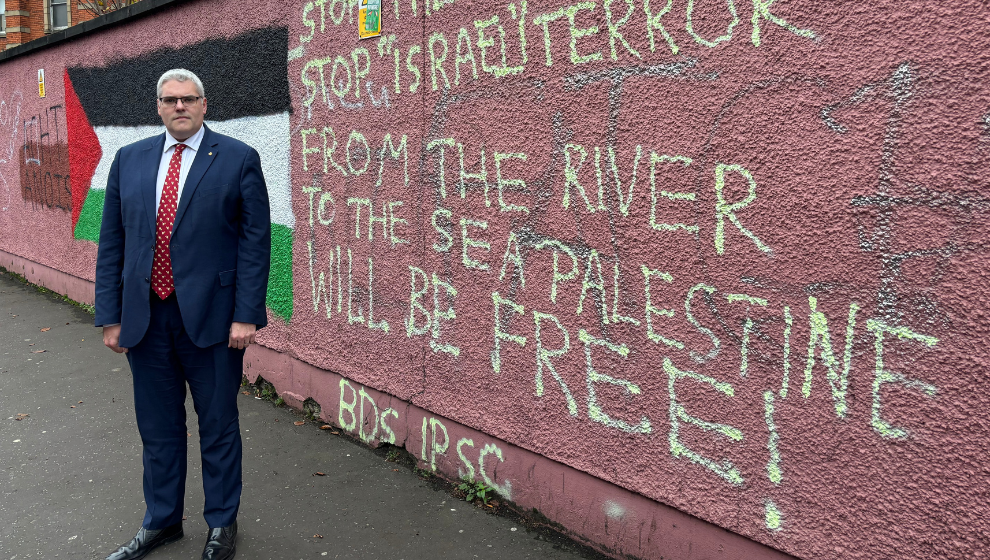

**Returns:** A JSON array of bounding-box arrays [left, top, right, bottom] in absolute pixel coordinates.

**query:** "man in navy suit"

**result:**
[[95, 69, 270, 560]]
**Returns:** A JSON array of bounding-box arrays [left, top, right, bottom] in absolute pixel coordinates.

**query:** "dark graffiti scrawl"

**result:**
[[20, 104, 69, 211]]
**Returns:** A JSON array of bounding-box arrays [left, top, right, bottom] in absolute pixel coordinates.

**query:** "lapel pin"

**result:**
[[208, 152, 213, 156]]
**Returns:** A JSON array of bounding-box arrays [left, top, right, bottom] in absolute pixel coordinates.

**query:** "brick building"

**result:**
[[1, 0, 99, 49]]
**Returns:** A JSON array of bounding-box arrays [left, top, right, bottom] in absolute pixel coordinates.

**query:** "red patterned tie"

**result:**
[[151, 143, 186, 300]]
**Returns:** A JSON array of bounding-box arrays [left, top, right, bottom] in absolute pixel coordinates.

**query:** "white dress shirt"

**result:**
[[155, 125, 205, 213]]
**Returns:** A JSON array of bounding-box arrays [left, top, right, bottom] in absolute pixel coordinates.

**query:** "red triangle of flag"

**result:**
[[63, 69, 101, 230]]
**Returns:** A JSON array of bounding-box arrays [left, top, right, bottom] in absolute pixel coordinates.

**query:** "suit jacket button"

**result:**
[[145, 278, 150, 283]]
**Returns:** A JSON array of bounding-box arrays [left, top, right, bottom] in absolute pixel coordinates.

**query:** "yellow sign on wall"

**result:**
[[358, 0, 381, 39], [38, 69, 45, 98]]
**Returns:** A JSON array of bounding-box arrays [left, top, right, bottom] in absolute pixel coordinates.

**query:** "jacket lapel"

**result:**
[[142, 134, 166, 234], [172, 125, 220, 237]]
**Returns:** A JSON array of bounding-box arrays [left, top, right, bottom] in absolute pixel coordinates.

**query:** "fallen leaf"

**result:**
[[182, 516, 188, 520], [65, 323, 69, 325], [15, 413, 29, 420], [293, 421, 305, 426], [330, 431, 340, 435], [241, 391, 251, 395], [32, 350, 45, 353], [313, 534, 323, 539], [40, 327, 50, 332], [187, 433, 191, 437], [70, 406, 76, 408], [78, 401, 83, 404], [11, 314, 16, 317], [314, 472, 326, 476], [319, 425, 333, 430], [28, 343, 34, 346]]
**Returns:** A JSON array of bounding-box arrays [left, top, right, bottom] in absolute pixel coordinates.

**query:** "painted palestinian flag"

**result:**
[[63, 27, 294, 322]]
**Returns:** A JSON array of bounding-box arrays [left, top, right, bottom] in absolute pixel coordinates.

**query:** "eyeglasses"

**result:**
[[158, 96, 202, 107]]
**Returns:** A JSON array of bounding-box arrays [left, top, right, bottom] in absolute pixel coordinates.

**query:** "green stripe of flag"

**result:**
[[267, 223, 293, 322], [74, 188, 105, 242]]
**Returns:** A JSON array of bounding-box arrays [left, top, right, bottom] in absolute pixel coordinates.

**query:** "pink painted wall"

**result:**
[[2, 1, 989, 559]]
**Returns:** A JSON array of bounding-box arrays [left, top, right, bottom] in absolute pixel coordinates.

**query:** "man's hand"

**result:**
[[103, 325, 127, 354], [229, 322, 257, 350]]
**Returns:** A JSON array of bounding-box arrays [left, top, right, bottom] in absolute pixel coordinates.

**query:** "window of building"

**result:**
[[1, 0, 6, 33], [50, 0, 68, 30]]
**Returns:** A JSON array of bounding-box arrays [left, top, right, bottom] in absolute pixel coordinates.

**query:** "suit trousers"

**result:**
[[125, 292, 245, 530]]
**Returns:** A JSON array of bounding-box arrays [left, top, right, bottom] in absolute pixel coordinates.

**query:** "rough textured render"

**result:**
[[0, 1, 987, 559]]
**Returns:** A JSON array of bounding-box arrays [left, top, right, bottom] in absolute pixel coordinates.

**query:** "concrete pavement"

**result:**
[[0, 269, 605, 560]]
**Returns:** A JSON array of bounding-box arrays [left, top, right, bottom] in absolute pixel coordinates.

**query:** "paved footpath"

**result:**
[[0, 270, 604, 560]]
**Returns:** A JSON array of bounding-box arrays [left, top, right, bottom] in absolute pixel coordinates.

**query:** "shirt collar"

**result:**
[[163, 124, 205, 154]]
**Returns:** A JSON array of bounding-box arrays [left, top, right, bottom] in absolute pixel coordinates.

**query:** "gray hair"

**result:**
[[156, 69, 205, 98]]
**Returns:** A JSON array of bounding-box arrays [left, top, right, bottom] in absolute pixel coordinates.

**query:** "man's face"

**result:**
[[157, 79, 207, 141]]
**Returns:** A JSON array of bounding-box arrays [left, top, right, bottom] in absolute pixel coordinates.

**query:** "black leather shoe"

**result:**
[[105, 522, 183, 560], [202, 520, 237, 560]]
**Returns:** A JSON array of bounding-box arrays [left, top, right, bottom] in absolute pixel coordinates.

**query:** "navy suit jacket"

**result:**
[[94, 126, 271, 349]]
